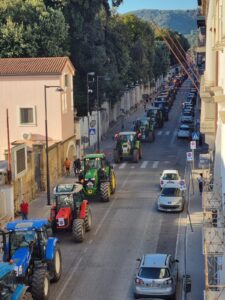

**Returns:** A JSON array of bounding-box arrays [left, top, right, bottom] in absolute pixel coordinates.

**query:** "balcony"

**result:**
[[197, 14, 206, 27]]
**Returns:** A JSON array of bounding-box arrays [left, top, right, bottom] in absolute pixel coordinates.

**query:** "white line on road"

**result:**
[[152, 161, 159, 169], [83, 247, 88, 253], [165, 130, 170, 135], [140, 161, 148, 169], [130, 166, 135, 169], [170, 131, 177, 146], [157, 131, 162, 135], [119, 162, 126, 169], [56, 256, 83, 300]]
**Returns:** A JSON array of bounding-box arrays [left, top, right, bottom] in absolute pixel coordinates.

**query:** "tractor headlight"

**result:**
[[91, 178, 95, 181]]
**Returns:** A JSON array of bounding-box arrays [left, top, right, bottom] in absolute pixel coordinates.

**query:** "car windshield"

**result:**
[[10, 230, 37, 254], [183, 113, 191, 117], [139, 267, 170, 279], [163, 174, 179, 180], [161, 188, 181, 197], [179, 126, 189, 131]]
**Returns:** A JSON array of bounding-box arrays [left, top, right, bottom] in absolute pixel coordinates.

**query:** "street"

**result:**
[[48, 80, 192, 300]]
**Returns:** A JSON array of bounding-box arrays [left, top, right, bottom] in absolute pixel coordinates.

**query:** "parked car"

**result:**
[[157, 183, 185, 212], [160, 170, 181, 188], [177, 124, 191, 139], [180, 113, 193, 123], [134, 253, 179, 299]]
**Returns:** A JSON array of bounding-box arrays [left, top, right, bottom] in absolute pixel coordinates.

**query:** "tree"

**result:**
[[153, 41, 170, 79], [0, 0, 69, 58]]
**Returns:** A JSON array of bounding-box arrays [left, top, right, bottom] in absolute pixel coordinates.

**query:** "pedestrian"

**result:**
[[73, 158, 81, 176], [20, 199, 29, 220], [198, 173, 204, 196], [64, 157, 71, 176]]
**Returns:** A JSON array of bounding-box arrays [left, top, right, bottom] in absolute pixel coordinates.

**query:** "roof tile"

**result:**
[[0, 56, 74, 76]]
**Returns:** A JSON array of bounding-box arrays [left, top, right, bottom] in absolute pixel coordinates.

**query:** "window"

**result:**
[[19, 107, 36, 125], [139, 267, 170, 279], [64, 74, 71, 88]]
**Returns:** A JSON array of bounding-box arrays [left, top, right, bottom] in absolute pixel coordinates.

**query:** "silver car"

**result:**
[[157, 184, 185, 212], [134, 253, 179, 299]]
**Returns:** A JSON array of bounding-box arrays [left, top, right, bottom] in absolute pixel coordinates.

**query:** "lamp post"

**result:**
[[96, 76, 110, 152], [87, 72, 95, 146], [44, 85, 64, 205]]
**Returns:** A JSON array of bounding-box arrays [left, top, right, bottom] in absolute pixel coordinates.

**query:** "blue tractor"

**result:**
[[1, 219, 62, 300], [0, 261, 32, 299]]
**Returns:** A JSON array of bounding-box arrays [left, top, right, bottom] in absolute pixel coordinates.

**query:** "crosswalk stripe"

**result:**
[[165, 131, 170, 135], [140, 161, 149, 169], [152, 161, 159, 168], [119, 162, 126, 169], [157, 131, 162, 135], [130, 166, 135, 169]]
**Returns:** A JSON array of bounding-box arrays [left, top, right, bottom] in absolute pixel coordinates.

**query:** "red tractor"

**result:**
[[49, 183, 92, 242]]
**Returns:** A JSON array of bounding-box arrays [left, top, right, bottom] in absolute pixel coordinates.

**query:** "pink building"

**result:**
[[0, 56, 76, 160]]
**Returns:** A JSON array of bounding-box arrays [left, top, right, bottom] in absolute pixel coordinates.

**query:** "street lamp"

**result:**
[[96, 75, 110, 152], [87, 72, 95, 146], [44, 85, 64, 205]]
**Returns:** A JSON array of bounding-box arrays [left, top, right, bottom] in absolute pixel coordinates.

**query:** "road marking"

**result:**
[[130, 166, 135, 169], [152, 161, 159, 169], [170, 131, 177, 146], [88, 239, 93, 244], [83, 247, 88, 253], [56, 256, 83, 300], [140, 161, 148, 169], [165, 130, 170, 135], [157, 131, 162, 135], [119, 162, 126, 169]]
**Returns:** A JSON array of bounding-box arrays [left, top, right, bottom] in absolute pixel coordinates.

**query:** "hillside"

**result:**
[[130, 9, 197, 35]]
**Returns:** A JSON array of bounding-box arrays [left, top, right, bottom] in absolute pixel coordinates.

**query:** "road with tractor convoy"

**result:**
[[47, 77, 195, 300]]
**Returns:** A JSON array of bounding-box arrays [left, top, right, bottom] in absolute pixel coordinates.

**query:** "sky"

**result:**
[[116, 0, 197, 14]]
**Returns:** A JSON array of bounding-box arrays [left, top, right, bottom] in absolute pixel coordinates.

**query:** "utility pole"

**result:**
[[87, 72, 95, 146]]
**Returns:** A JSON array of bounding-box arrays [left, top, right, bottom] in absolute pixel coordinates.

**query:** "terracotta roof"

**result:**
[[0, 56, 75, 76]]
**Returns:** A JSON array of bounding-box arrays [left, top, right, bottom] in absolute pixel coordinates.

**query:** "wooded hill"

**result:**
[[131, 9, 197, 35]]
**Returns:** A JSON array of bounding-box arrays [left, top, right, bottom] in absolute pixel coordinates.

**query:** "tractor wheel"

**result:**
[[49, 243, 62, 282], [113, 149, 120, 163], [72, 219, 85, 242], [133, 149, 139, 163], [109, 170, 116, 194], [100, 182, 110, 202], [31, 268, 50, 300], [84, 206, 92, 232], [22, 292, 33, 300]]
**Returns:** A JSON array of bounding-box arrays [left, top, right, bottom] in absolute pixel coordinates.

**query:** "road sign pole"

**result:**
[[192, 149, 194, 169]]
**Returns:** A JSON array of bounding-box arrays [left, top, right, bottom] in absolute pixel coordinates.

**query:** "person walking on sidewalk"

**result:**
[[64, 157, 71, 176], [20, 199, 29, 220], [198, 173, 204, 196], [73, 158, 81, 176]]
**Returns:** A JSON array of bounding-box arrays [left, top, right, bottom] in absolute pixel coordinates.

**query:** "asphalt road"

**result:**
[[50, 80, 192, 300]]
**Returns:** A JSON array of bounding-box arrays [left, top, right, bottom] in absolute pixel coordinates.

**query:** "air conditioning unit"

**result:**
[[22, 133, 32, 140], [0, 168, 7, 185]]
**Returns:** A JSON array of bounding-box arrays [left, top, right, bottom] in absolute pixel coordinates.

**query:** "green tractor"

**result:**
[[146, 106, 164, 128], [133, 117, 155, 142], [113, 131, 142, 163], [79, 153, 116, 202]]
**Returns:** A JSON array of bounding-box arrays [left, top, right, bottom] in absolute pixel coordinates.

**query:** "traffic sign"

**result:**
[[90, 120, 96, 128], [89, 128, 96, 135], [192, 131, 200, 141], [190, 140, 196, 150], [186, 152, 193, 162]]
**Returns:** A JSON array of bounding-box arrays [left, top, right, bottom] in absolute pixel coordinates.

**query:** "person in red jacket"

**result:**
[[20, 200, 29, 220]]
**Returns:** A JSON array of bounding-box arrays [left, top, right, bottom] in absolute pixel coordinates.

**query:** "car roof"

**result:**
[[162, 170, 179, 174], [179, 124, 190, 129], [162, 183, 181, 189], [53, 183, 83, 195], [84, 153, 105, 159], [142, 254, 169, 268], [119, 131, 136, 135], [6, 219, 49, 231]]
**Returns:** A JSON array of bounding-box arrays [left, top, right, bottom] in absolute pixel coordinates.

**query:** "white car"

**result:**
[[157, 183, 185, 212], [177, 124, 191, 139], [160, 170, 181, 188], [180, 113, 193, 123]]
